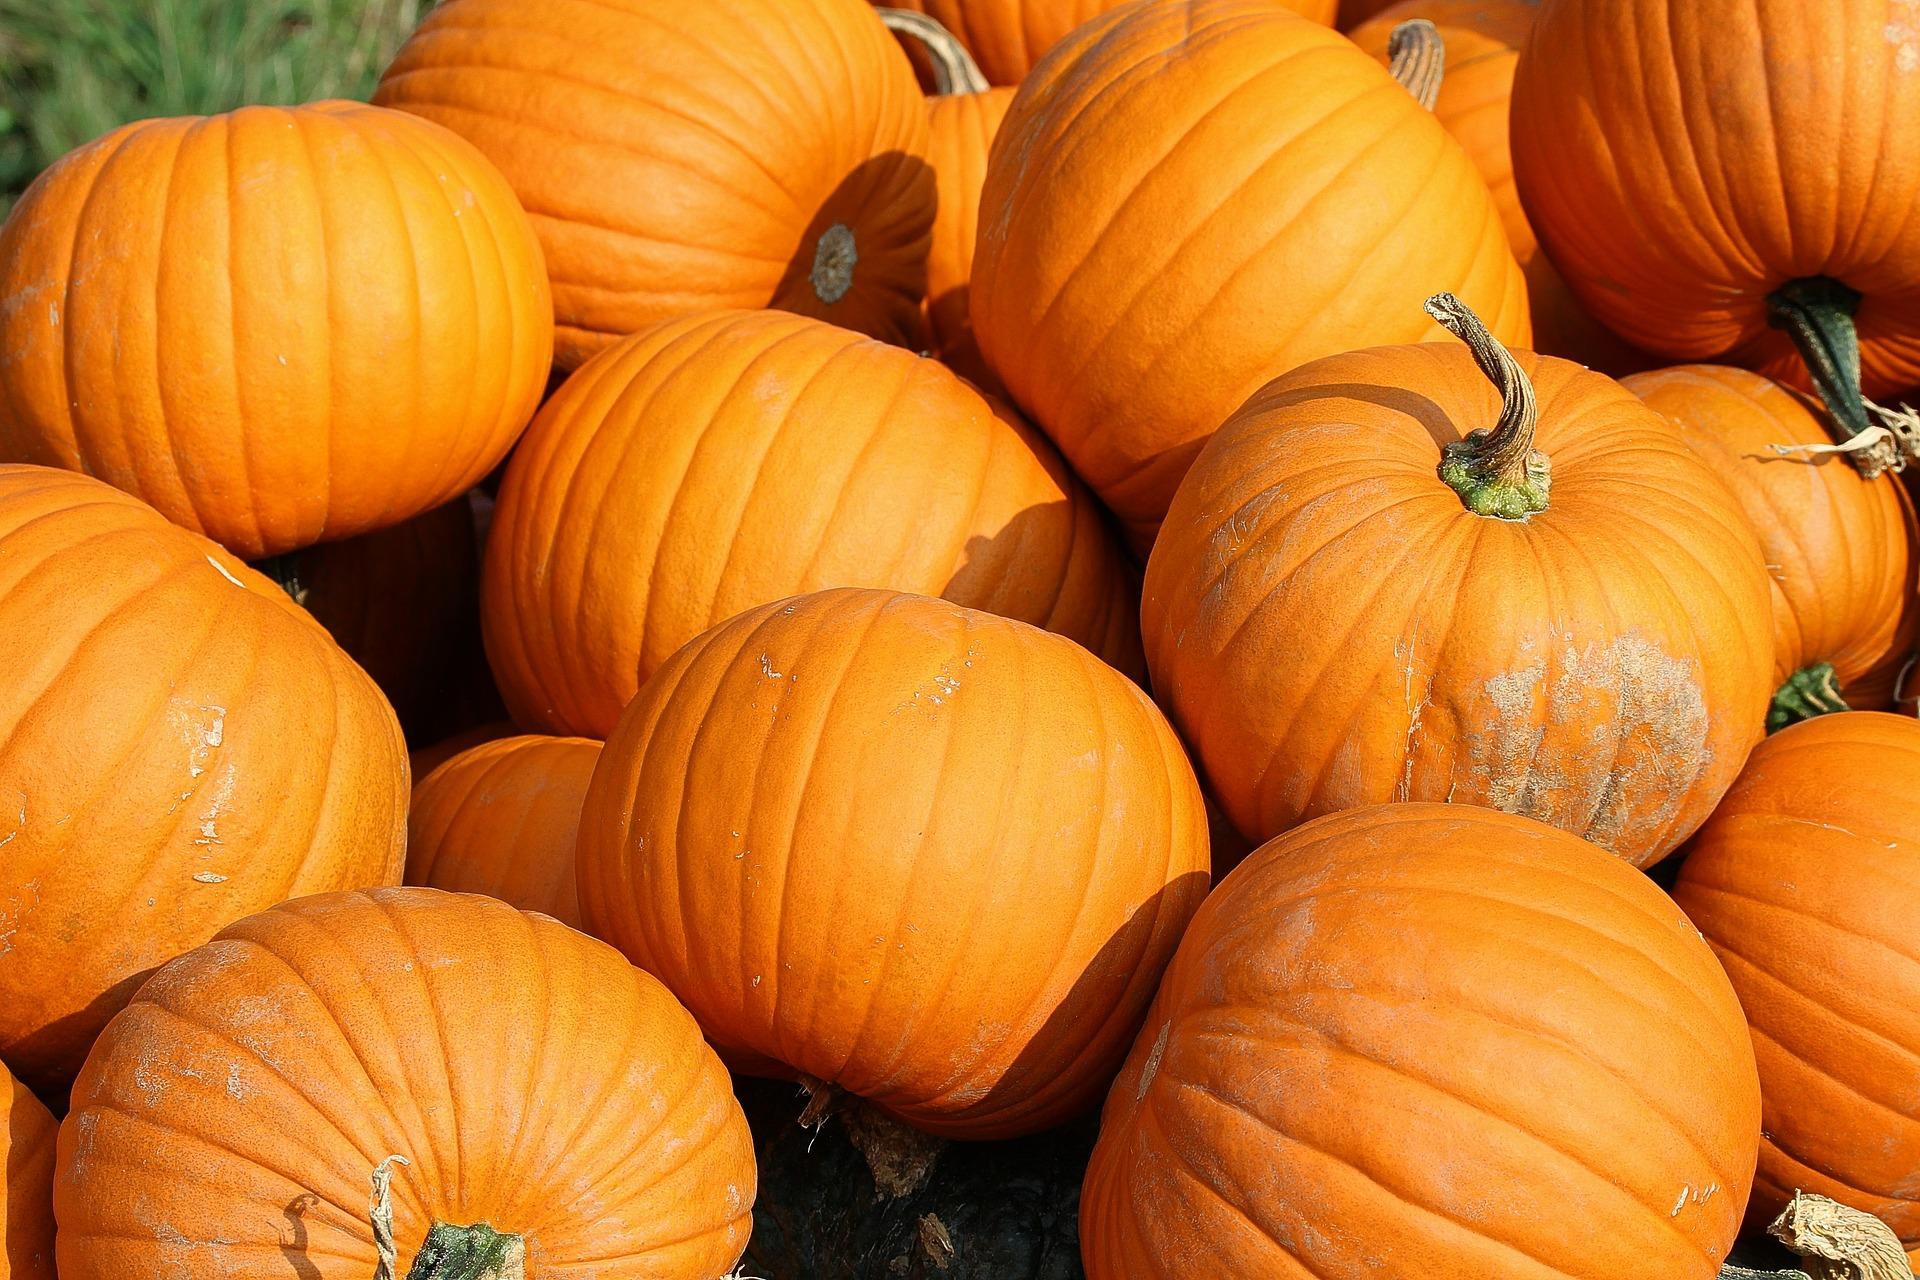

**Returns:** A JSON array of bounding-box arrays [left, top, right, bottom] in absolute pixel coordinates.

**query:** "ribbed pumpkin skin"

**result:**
[[1142, 344, 1774, 867], [926, 87, 1015, 390], [1625, 366, 1920, 709], [1081, 804, 1762, 1279], [0, 102, 553, 559], [1510, 0, 1920, 396], [4, 1066, 55, 1280], [1673, 713, 1920, 1249], [408, 735, 601, 928], [0, 466, 407, 1096], [971, 0, 1530, 547], [55, 888, 756, 1279], [485, 310, 1143, 738], [376, 0, 933, 370], [577, 589, 1211, 1139]]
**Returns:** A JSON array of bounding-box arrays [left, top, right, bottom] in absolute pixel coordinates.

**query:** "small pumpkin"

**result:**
[[1142, 296, 1773, 866], [971, 0, 1529, 547], [1624, 365, 1920, 726], [576, 588, 1211, 1139], [1080, 803, 1762, 1279], [376, 0, 934, 370], [4, 1065, 55, 1280], [485, 309, 1143, 738], [1673, 712, 1920, 1254], [0, 102, 553, 559], [55, 887, 755, 1279], [407, 735, 601, 928], [0, 466, 407, 1096]]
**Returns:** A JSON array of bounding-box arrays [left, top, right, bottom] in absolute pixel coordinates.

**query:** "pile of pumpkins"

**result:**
[[1, 0, 1917, 1277]]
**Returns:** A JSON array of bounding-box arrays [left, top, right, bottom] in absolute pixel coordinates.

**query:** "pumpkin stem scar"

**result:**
[[1765, 277, 1905, 478], [1768, 1191, 1912, 1280], [1426, 292, 1552, 519], [1388, 19, 1446, 112], [1767, 663, 1850, 733], [810, 225, 859, 305], [875, 9, 990, 95], [370, 1154, 527, 1280]]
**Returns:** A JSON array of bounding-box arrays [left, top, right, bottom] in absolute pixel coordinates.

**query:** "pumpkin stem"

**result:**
[[796, 1074, 845, 1129], [405, 1223, 526, 1280], [1718, 1268, 1812, 1280], [1767, 1192, 1911, 1280], [875, 9, 990, 96], [1768, 663, 1850, 733], [1388, 19, 1445, 111], [371, 1156, 411, 1280], [1426, 293, 1551, 519], [252, 551, 309, 606], [1765, 278, 1905, 478]]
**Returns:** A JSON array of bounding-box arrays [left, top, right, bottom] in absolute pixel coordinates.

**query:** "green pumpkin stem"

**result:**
[[1717, 1268, 1812, 1280], [1427, 293, 1551, 519], [369, 1155, 526, 1280], [875, 8, 990, 96], [1765, 277, 1903, 478], [1388, 19, 1446, 112], [1767, 663, 1849, 734]]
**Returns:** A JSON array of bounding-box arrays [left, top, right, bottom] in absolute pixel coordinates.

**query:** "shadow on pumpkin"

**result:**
[[280, 1194, 324, 1280], [6, 964, 152, 1113], [767, 153, 937, 352]]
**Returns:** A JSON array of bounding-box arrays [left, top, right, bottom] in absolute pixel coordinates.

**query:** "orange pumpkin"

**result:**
[[4, 1066, 54, 1280], [1625, 366, 1920, 724], [376, 0, 934, 370], [55, 888, 756, 1279], [972, 0, 1529, 548], [0, 466, 407, 1096], [1673, 712, 1920, 1252], [408, 735, 601, 928], [1142, 296, 1773, 867], [576, 589, 1211, 1139], [0, 102, 553, 559], [1081, 803, 1762, 1279], [1511, 0, 1920, 472], [485, 309, 1143, 737]]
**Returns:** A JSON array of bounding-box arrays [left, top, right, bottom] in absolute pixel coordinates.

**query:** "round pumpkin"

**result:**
[[1080, 802, 1762, 1278], [0, 465, 407, 1096], [1624, 365, 1920, 725], [408, 735, 601, 928], [971, 0, 1530, 548], [4, 1065, 54, 1280], [1672, 712, 1920, 1251], [376, 0, 933, 370], [485, 309, 1143, 738], [1511, 0, 1920, 472], [55, 887, 755, 1279], [0, 102, 553, 559], [1142, 296, 1773, 867], [576, 588, 1211, 1139]]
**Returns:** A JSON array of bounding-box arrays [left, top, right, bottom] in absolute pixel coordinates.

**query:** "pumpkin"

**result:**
[[0, 102, 553, 560], [1624, 366, 1920, 726], [1510, 0, 1920, 474], [971, 0, 1529, 548], [0, 466, 407, 1096], [407, 735, 601, 928], [485, 309, 1144, 738], [1142, 295, 1773, 867], [4, 1065, 55, 1280], [1672, 712, 1920, 1253], [576, 588, 1211, 1139], [1080, 802, 1762, 1279], [55, 887, 755, 1279], [408, 721, 515, 782], [376, 0, 934, 371]]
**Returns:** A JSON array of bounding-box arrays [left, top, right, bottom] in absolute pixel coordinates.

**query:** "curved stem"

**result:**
[[1388, 19, 1445, 112], [1768, 663, 1850, 733], [1426, 292, 1551, 519], [372, 1156, 412, 1280], [1765, 278, 1901, 478], [875, 8, 989, 95], [1769, 1192, 1911, 1280]]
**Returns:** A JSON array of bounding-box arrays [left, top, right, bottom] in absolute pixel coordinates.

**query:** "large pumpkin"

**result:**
[[0, 102, 552, 559], [1511, 0, 1920, 473], [407, 735, 601, 928], [376, 0, 934, 370], [55, 888, 756, 1279], [972, 0, 1529, 547], [1080, 803, 1762, 1279], [1672, 712, 1920, 1251], [486, 309, 1143, 738], [0, 466, 407, 1096], [4, 1066, 54, 1280], [1624, 365, 1920, 724], [1142, 296, 1773, 867], [576, 589, 1211, 1139]]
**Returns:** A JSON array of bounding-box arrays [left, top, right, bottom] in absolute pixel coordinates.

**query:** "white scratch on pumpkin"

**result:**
[[205, 555, 246, 588]]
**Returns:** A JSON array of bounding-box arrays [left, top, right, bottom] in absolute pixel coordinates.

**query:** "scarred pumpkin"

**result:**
[[4, 1065, 54, 1280], [0, 102, 553, 559]]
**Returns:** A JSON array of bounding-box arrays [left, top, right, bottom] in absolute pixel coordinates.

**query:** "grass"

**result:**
[[0, 0, 427, 217]]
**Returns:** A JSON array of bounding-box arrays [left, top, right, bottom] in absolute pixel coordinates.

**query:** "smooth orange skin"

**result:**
[[1081, 803, 1761, 1279], [0, 466, 407, 1097], [577, 589, 1211, 1139], [408, 735, 601, 928], [377, 0, 934, 371], [925, 87, 1016, 392], [54, 888, 755, 1279], [485, 310, 1144, 738], [972, 0, 1530, 549], [1142, 343, 1775, 867], [3, 1066, 54, 1280], [0, 102, 553, 559], [1673, 713, 1920, 1249], [1625, 366, 1920, 708], [1511, 0, 1920, 398]]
